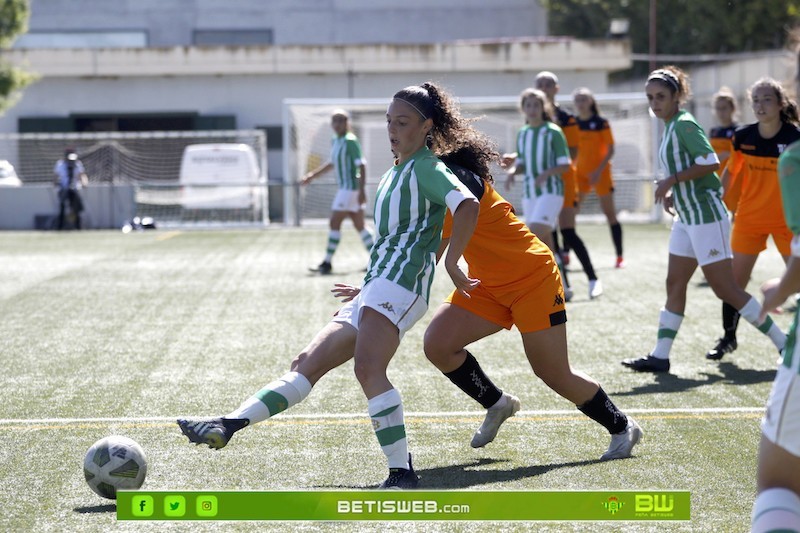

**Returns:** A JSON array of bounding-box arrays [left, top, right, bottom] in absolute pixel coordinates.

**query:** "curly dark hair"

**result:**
[[393, 82, 498, 181]]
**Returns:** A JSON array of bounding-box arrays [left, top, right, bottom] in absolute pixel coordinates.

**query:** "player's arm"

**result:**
[[590, 144, 614, 184], [301, 162, 334, 185], [444, 197, 479, 297], [357, 162, 367, 203]]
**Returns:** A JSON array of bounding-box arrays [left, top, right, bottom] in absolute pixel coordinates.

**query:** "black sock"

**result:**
[[551, 230, 562, 255], [610, 223, 623, 257], [561, 228, 597, 280], [577, 387, 627, 434], [443, 351, 503, 409], [722, 301, 740, 340]]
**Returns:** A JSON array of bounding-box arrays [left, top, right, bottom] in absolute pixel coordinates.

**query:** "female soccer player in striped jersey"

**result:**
[[573, 87, 625, 268], [178, 82, 481, 489], [621, 66, 785, 373], [504, 88, 573, 299], [535, 71, 603, 299], [423, 147, 640, 460], [709, 87, 739, 211], [751, 139, 800, 532], [301, 109, 374, 275], [705, 78, 800, 362]]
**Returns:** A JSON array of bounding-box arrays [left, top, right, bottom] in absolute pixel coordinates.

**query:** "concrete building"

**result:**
[[0, 1, 634, 226]]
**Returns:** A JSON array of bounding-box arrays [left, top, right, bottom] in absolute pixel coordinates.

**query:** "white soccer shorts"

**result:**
[[668, 216, 733, 267], [331, 189, 363, 213], [523, 193, 563, 229], [333, 277, 428, 339], [762, 350, 800, 458]]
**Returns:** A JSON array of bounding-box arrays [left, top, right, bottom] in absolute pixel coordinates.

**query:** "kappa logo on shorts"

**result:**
[[378, 302, 396, 314], [708, 248, 721, 258], [553, 293, 564, 306]]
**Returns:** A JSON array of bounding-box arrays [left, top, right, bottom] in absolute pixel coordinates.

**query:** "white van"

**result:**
[[179, 143, 262, 209]]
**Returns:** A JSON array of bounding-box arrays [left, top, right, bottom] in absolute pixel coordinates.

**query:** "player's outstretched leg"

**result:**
[[177, 371, 313, 449]]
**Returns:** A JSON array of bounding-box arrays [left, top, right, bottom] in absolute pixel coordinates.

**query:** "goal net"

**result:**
[[283, 94, 661, 226], [0, 130, 268, 227]]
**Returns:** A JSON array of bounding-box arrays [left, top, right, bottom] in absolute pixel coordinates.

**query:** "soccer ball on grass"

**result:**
[[83, 436, 147, 499]]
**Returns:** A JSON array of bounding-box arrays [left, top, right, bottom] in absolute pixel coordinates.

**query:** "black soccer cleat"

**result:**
[[176, 417, 249, 449], [705, 337, 737, 360], [621, 355, 670, 373], [378, 454, 419, 490], [309, 261, 332, 275]]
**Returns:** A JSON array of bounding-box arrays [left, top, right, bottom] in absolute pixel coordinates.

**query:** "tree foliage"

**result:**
[[545, 0, 800, 60], [0, 0, 33, 114]]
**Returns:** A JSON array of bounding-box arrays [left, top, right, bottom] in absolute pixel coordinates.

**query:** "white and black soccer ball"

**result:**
[[83, 436, 147, 499]]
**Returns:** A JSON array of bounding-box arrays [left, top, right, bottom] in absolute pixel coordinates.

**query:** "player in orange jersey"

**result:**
[[573, 88, 625, 268], [709, 87, 740, 212], [421, 146, 641, 460], [705, 78, 800, 361]]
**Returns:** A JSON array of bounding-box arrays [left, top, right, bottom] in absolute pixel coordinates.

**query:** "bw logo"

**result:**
[[554, 294, 564, 306], [378, 302, 395, 314], [708, 248, 720, 258]]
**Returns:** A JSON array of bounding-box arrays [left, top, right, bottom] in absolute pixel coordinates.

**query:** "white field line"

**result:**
[[0, 406, 764, 425]]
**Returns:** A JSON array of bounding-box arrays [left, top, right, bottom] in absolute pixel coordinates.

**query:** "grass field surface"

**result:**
[[0, 222, 792, 532]]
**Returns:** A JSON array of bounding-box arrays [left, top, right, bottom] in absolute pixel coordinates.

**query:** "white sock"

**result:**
[[651, 308, 683, 359], [752, 487, 800, 533], [368, 388, 409, 470], [360, 228, 374, 250], [739, 297, 787, 351], [226, 371, 312, 424], [325, 230, 341, 262]]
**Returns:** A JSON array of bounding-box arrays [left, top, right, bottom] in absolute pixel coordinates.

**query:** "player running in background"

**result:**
[[178, 82, 481, 489], [535, 72, 603, 299], [423, 147, 640, 459], [709, 87, 740, 212], [750, 138, 800, 532], [302, 109, 374, 275], [706, 78, 800, 362], [621, 66, 785, 373], [573, 87, 625, 269], [504, 88, 573, 301]]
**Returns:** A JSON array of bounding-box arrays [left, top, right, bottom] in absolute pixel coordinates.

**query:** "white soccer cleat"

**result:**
[[600, 417, 642, 461], [470, 393, 521, 448], [589, 279, 604, 299]]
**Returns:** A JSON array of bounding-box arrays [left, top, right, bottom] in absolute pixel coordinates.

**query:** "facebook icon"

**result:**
[[131, 495, 154, 517]]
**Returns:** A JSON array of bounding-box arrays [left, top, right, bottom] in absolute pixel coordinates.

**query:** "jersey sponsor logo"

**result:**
[[378, 302, 396, 315], [740, 144, 756, 151]]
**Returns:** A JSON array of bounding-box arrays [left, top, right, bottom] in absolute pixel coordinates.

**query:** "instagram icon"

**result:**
[[196, 495, 218, 517]]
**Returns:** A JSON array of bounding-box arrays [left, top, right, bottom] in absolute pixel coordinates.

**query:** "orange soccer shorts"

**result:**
[[577, 166, 614, 197], [445, 261, 567, 334], [731, 222, 793, 256]]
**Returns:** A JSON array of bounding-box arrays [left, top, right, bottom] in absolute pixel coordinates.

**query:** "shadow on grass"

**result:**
[[315, 457, 606, 490], [613, 360, 776, 396], [74, 503, 116, 514]]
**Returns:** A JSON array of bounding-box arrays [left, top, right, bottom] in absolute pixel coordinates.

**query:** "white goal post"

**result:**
[[0, 130, 268, 228], [283, 94, 663, 226]]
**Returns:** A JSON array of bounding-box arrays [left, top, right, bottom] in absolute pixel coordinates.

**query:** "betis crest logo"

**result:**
[[603, 496, 623, 515]]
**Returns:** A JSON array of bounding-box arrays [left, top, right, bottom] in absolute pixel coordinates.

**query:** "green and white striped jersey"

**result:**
[[365, 146, 473, 302], [515, 122, 569, 199], [331, 132, 364, 190], [659, 110, 727, 225], [777, 140, 800, 370]]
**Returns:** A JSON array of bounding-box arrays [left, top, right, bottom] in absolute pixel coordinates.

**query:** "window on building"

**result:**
[[13, 31, 148, 49], [193, 29, 273, 46]]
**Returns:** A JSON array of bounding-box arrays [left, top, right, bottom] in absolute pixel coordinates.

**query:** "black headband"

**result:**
[[647, 70, 680, 92]]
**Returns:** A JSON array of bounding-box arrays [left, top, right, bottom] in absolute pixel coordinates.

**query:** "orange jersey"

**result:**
[[710, 124, 741, 210], [575, 114, 613, 176], [555, 107, 579, 206], [727, 122, 800, 230], [442, 180, 554, 291]]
